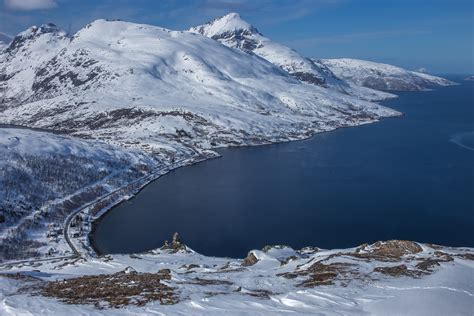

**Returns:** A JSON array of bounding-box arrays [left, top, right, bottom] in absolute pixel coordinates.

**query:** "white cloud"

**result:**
[[4, 0, 57, 11]]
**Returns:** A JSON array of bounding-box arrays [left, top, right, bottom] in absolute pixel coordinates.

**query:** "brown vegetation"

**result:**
[[41, 268, 177, 308]]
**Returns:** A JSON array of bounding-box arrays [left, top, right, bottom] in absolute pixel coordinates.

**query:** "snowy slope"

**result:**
[[0, 127, 158, 261], [189, 13, 396, 102], [0, 240, 473, 315], [0, 24, 69, 101], [189, 13, 329, 85], [320, 58, 455, 91], [0, 19, 399, 157]]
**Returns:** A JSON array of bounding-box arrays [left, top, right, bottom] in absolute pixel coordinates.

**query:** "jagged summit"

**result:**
[[16, 23, 65, 39], [5, 23, 67, 55], [190, 12, 259, 38], [189, 13, 330, 85]]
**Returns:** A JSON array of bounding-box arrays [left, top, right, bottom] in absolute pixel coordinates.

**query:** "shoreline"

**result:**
[[86, 113, 403, 258]]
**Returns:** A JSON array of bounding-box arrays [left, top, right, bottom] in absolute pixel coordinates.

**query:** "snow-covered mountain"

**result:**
[[0, 19, 398, 157], [189, 13, 331, 85], [189, 13, 395, 102], [320, 58, 455, 91], [0, 24, 69, 101]]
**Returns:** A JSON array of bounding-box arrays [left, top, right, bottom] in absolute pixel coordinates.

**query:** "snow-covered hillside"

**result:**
[[320, 58, 455, 91], [1, 239, 473, 315], [0, 127, 159, 261], [0, 24, 69, 99], [0, 19, 399, 157], [190, 13, 396, 102]]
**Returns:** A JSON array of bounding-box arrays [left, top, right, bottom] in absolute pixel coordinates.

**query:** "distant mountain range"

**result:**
[[319, 58, 454, 91], [190, 13, 454, 93]]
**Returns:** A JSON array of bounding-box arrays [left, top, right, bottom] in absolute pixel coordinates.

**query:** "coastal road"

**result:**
[[0, 157, 193, 269], [63, 157, 190, 257]]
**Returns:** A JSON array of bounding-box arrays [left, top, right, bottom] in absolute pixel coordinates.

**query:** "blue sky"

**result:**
[[1, 0, 472, 73]]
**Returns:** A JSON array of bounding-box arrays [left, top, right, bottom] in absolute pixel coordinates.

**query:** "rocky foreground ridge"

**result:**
[[1, 238, 473, 314]]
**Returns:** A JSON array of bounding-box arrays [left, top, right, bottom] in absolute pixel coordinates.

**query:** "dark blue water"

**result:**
[[92, 76, 474, 258]]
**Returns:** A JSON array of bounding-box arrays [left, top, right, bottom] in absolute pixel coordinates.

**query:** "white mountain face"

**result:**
[[320, 58, 455, 91], [189, 13, 329, 85], [0, 24, 69, 101], [189, 13, 396, 102], [0, 19, 399, 158]]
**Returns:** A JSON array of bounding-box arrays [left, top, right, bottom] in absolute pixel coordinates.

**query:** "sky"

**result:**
[[0, 0, 472, 74]]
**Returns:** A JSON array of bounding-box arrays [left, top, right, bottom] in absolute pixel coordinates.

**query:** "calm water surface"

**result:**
[[92, 76, 474, 258]]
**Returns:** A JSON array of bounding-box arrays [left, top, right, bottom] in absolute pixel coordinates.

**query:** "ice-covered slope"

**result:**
[[0, 19, 398, 155], [320, 58, 455, 91], [189, 13, 396, 101]]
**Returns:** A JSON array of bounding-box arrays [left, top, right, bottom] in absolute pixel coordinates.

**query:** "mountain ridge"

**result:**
[[190, 13, 454, 96], [319, 58, 455, 91], [0, 18, 398, 157]]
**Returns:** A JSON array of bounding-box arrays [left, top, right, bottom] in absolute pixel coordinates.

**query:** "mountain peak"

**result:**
[[18, 23, 65, 38], [221, 12, 241, 20], [4, 23, 66, 54], [189, 12, 259, 38]]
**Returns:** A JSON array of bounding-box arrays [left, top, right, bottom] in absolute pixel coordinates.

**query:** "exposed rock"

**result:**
[[373, 264, 420, 277], [41, 269, 176, 308], [161, 232, 187, 253], [183, 277, 233, 286], [457, 253, 474, 260], [416, 259, 441, 271], [280, 255, 298, 266], [235, 287, 274, 299], [352, 240, 423, 261], [242, 252, 259, 267], [278, 261, 355, 287], [122, 266, 136, 274]]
